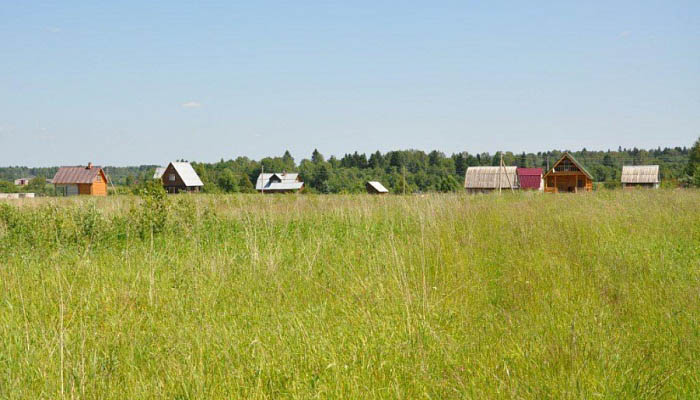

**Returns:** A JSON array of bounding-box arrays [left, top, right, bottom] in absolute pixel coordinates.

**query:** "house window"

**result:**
[[547, 176, 554, 187], [577, 177, 585, 188], [169, 174, 176, 182]]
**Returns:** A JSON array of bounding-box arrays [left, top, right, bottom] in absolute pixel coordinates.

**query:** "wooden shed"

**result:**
[[52, 163, 108, 196], [464, 166, 518, 193], [159, 162, 204, 193], [366, 181, 389, 194], [543, 153, 593, 193], [621, 165, 659, 189]]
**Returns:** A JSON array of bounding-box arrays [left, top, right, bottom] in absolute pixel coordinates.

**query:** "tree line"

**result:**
[[1, 141, 699, 194]]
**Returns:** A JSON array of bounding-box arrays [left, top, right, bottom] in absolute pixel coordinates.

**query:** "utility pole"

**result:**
[[499, 153, 515, 193]]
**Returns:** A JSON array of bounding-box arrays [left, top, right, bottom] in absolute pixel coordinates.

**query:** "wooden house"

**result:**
[[159, 162, 204, 193], [52, 163, 108, 196], [366, 181, 389, 194], [517, 168, 543, 191], [621, 165, 659, 189], [464, 166, 518, 193], [543, 153, 593, 193], [256, 172, 304, 193]]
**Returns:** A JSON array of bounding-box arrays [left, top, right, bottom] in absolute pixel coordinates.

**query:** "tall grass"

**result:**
[[0, 191, 698, 399]]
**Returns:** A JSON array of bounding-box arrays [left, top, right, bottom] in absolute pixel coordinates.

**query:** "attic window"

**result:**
[[169, 174, 176, 182]]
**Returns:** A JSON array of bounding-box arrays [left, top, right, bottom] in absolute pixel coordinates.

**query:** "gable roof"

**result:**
[[169, 162, 204, 187], [52, 166, 105, 184], [621, 165, 659, 183], [153, 167, 166, 179], [544, 153, 593, 179], [367, 181, 389, 193], [256, 172, 303, 191], [464, 166, 518, 189]]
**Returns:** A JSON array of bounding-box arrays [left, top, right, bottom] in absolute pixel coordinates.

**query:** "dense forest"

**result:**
[[2, 142, 699, 195]]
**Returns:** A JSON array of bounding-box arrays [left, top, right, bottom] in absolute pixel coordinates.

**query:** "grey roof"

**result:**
[[256, 172, 304, 191], [153, 167, 166, 179], [621, 165, 659, 183], [367, 181, 389, 193], [170, 162, 204, 187], [464, 166, 519, 189]]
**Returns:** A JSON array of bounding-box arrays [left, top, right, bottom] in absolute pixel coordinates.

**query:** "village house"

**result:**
[[366, 181, 389, 194], [256, 172, 304, 193], [158, 162, 204, 193], [543, 153, 593, 193], [464, 166, 519, 193], [517, 168, 543, 191], [621, 165, 660, 189], [52, 163, 108, 196]]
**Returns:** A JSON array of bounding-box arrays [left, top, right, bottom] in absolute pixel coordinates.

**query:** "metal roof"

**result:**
[[517, 168, 542, 176], [52, 166, 104, 184], [367, 181, 389, 193], [169, 162, 204, 187], [621, 165, 659, 183], [464, 166, 518, 189], [256, 172, 303, 191], [153, 167, 166, 179], [517, 168, 542, 189]]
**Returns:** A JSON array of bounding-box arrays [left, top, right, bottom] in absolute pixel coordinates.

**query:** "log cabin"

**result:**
[[543, 153, 593, 193], [52, 163, 108, 196]]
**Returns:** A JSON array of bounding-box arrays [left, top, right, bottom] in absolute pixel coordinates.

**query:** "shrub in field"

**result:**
[[132, 180, 169, 238]]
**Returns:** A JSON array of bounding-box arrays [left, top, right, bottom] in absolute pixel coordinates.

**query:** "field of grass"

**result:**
[[0, 190, 698, 399]]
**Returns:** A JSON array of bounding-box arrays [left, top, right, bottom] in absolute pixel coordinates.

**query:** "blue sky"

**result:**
[[1, 1, 698, 166]]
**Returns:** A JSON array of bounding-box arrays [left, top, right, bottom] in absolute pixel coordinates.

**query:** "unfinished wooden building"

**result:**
[[621, 165, 660, 189], [543, 153, 593, 193], [464, 166, 519, 193]]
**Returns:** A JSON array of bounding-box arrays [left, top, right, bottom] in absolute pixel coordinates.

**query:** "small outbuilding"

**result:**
[[543, 153, 593, 193], [158, 162, 204, 193], [621, 165, 659, 189], [14, 178, 32, 186], [256, 172, 304, 193], [517, 168, 543, 191], [366, 181, 389, 194], [53, 163, 108, 196], [464, 166, 518, 193]]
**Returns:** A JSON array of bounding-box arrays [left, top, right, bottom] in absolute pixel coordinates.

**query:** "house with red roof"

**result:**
[[517, 168, 543, 191]]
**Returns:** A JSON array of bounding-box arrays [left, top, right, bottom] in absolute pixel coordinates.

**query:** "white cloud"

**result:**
[[46, 27, 62, 33], [181, 101, 202, 108], [618, 31, 631, 38]]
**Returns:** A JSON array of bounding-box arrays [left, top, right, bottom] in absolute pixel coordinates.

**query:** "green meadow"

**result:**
[[0, 190, 698, 399]]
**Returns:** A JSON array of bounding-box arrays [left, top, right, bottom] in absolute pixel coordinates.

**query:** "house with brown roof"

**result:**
[[543, 153, 593, 193], [52, 163, 108, 196]]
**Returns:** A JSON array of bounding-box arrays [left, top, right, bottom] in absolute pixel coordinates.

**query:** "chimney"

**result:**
[[87, 162, 93, 169]]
